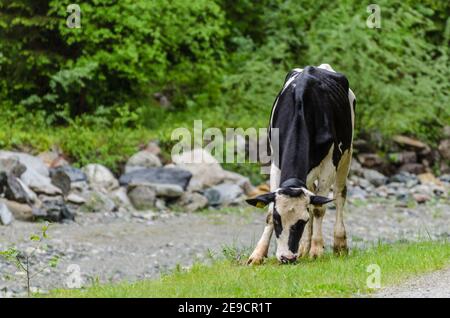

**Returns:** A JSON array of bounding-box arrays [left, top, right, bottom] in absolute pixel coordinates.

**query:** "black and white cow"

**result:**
[[246, 64, 356, 264]]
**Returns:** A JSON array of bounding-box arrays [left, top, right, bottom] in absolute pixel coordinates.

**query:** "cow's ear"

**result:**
[[310, 195, 334, 206], [246, 192, 276, 208]]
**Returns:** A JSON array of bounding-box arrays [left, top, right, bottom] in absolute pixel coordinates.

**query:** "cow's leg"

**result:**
[[309, 203, 326, 258], [298, 215, 312, 257], [247, 210, 273, 265], [333, 149, 352, 255], [247, 163, 279, 265]]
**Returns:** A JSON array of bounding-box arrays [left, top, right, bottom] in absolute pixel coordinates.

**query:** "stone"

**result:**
[[0, 151, 49, 177], [203, 183, 244, 206], [155, 199, 166, 211], [357, 153, 383, 168], [439, 174, 450, 183], [392, 135, 429, 150], [221, 170, 255, 195], [66, 193, 86, 205], [413, 193, 430, 204], [82, 191, 116, 213], [145, 141, 161, 156], [171, 148, 224, 191], [50, 166, 87, 183], [127, 186, 156, 210], [362, 168, 387, 187], [398, 163, 425, 175], [49, 169, 71, 196], [32, 197, 74, 222], [438, 139, 450, 161], [177, 192, 209, 212], [119, 167, 192, 190], [0, 202, 14, 225], [82, 164, 119, 191], [125, 150, 162, 173], [108, 187, 133, 209], [418, 173, 443, 187], [0, 173, 36, 204], [0, 199, 33, 221], [20, 168, 62, 195], [0, 157, 26, 177], [127, 182, 184, 198]]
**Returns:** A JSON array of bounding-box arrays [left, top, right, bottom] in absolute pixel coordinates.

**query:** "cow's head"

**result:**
[[246, 178, 333, 263]]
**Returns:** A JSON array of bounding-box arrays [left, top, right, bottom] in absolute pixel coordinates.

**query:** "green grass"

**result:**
[[49, 241, 449, 298]]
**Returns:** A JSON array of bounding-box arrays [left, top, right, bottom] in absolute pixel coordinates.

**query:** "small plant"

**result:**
[[0, 222, 61, 297]]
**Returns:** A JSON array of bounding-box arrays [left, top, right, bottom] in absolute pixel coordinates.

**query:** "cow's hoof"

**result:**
[[309, 246, 324, 259], [247, 253, 265, 265], [333, 244, 349, 256]]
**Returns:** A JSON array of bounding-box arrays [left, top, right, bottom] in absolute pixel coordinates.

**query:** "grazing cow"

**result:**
[[246, 64, 356, 264]]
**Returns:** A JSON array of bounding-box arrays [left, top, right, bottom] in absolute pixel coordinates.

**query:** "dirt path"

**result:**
[[1, 198, 449, 297], [374, 267, 450, 298]]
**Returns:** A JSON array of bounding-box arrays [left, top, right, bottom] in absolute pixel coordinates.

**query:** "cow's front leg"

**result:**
[[298, 216, 312, 257], [247, 211, 273, 265], [333, 149, 352, 255], [309, 206, 325, 258]]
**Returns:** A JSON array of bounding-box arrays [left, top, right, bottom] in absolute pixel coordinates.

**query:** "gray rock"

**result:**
[[82, 164, 119, 191], [119, 167, 192, 190], [0, 157, 26, 177], [49, 169, 71, 196], [50, 166, 87, 183], [363, 168, 387, 187], [82, 191, 116, 213], [125, 151, 162, 173], [389, 171, 417, 184], [128, 181, 184, 198], [177, 192, 209, 212], [0, 173, 33, 204], [66, 193, 86, 205], [32, 197, 74, 222], [109, 187, 133, 209], [0, 199, 33, 221], [398, 163, 425, 175], [203, 183, 244, 206], [0, 202, 14, 225], [20, 168, 62, 195], [439, 174, 450, 183], [0, 151, 49, 177], [127, 186, 156, 210]]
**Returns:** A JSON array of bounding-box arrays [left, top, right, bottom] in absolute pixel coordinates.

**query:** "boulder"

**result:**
[[0, 173, 35, 204], [0, 157, 26, 177], [0, 151, 49, 176], [32, 197, 74, 222], [177, 192, 209, 212], [66, 193, 87, 205], [50, 166, 87, 183], [38, 150, 68, 168], [392, 135, 430, 150], [418, 173, 443, 187], [357, 153, 383, 168], [0, 202, 14, 225], [20, 168, 62, 195], [127, 186, 156, 210], [145, 141, 162, 156], [203, 183, 245, 206], [82, 191, 116, 213], [362, 169, 387, 187], [439, 174, 450, 183], [347, 186, 367, 200], [49, 169, 71, 196], [128, 182, 184, 198], [389, 171, 418, 186], [413, 193, 430, 204], [171, 148, 224, 191], [125, 150, 162, 173], [109, 187, 133, 209], [119, 167, 192, 190], [0, 199, 33, 221], [83, 164, 119, 191], [350, 160, 364, 177]]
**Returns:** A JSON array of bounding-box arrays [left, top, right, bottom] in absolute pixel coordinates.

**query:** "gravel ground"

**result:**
[[374, 267, 450, 298], [1, 197, 449, 297]]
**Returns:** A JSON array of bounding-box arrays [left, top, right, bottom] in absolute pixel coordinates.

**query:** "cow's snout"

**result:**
[[279, 254, 297, 264]]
